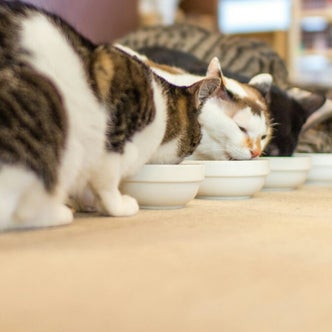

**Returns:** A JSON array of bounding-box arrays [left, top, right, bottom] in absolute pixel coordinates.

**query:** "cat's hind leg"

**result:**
[[12, 186, 73, 230], [0, 166, 32, 230], [0, 165, 73, 231]]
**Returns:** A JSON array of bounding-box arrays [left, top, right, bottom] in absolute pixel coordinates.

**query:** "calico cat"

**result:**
[[116, 23, 289, 88], [137, 46, 332, 156], [0, 1, 221, 230], [116, 44, 273, 161]]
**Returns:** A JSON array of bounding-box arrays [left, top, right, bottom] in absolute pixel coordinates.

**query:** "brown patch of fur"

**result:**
[[177, 96, 189, 127], [244, 136, 263, 155], [244, 137, 253, 150], [101, 46, 156, 153], [92, 47, 115, 101], [241, 85, 270, 120], [160, 83, 202, 158], [146, 59, 185, 75]]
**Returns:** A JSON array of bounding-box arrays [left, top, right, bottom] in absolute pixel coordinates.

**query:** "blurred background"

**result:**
[[24, 0, 332, 88]]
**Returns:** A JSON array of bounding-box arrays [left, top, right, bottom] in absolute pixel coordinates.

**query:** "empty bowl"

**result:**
[[295, 153, 332, 186], [120, 163, 205, 209], [262, 156, 312, 191], [184, 159, 270, 199]]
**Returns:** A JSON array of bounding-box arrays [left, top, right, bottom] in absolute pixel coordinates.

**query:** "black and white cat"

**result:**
[[0, 1, 223, 230]]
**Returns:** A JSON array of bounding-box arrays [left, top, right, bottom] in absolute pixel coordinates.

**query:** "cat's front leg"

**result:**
[[90, 154, 139, 217], [96, 189, 139, 217]]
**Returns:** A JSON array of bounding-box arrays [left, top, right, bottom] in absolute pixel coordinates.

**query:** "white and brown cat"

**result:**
[[115, 44, 273, 162], [0, 1, 222, 230]]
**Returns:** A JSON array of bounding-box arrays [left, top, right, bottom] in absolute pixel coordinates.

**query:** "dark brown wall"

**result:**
[[24, 0, 139, 43]]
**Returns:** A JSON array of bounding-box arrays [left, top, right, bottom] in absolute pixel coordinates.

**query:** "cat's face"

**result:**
[[264, 86, 331, 156], [195, 58, 272, 160]]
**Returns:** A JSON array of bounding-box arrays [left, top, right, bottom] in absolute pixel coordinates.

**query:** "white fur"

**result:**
[[149, 138, 180, 164], [19, 14, 108, 194], [223, 77, 248, 98], [85, 77, 168, 216], [115, 44, 204, 87], [140, 57, 270, 161], [0, 13, 170, 230], [193, 99, 269, 160]]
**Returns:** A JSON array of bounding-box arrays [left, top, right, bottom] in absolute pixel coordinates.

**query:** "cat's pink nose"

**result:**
[[250, 150, 260, 158]]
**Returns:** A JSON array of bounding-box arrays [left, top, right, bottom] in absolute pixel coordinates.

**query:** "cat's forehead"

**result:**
[[224, 77, 266, 110]]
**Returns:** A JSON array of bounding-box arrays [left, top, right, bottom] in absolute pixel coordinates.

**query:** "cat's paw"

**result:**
[[10, 204, 73, 230], [104, 194, 139, 217], [54, 205, 74, 226]]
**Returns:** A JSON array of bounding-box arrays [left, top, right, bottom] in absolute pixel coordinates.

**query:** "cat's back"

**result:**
[[0, 1, 95, 63], [0, 0, 107, 192], [117, 23, 289, 88], [93, 45, 161, 154]]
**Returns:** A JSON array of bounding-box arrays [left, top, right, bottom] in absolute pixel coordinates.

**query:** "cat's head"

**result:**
[[195, 57, 273, 160], [263, 86, 331, 156]]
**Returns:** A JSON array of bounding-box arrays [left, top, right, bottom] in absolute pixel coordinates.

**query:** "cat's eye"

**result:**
[[261, 135, 267, 140], [238, 126, 247, 133]]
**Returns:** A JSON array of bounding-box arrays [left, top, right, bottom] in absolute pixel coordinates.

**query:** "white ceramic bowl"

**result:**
[[184, 159, 270, 199], [120, 164, 205, 209], [262, 156, 312, 191], [295, 153, 332, 186]]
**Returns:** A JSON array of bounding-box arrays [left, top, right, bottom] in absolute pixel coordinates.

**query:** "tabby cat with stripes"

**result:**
[[0, 1, 221, 230], [117, 23, 289, 88]]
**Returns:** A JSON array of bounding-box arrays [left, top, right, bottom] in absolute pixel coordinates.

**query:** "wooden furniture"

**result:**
[[289, 0, 332, 87], [180, 0, 289, 63]]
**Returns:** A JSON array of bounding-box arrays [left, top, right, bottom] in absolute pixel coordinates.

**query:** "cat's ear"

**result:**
[[288, 87, 332, 132], [206, 57, 223, 80], [189, 77, 221, 107], [249, 73, 273, 96], [287, 88, 326, 114]]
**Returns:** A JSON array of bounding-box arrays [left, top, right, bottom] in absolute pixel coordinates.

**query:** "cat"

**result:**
[[291, 87, 332, 153], [116, 44, 273, 161], [116, 23, 289, 89], [136, 46, 332, 157], [0, 1, 221, 230]]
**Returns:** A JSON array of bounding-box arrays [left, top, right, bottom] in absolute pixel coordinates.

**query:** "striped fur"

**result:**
[[0, 65, 67, 192], [0, 1, 219, 230], [116, 23, 289, 88]]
